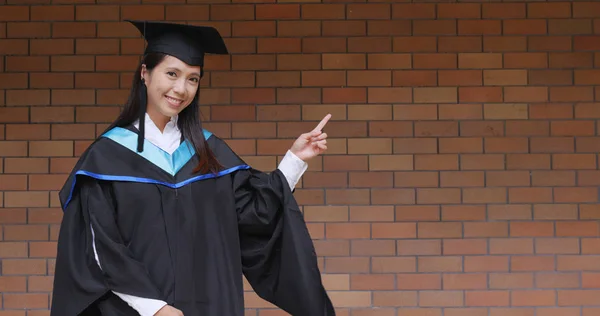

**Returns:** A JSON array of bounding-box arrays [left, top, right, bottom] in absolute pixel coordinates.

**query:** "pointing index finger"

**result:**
[[313, 114, 331, 132]]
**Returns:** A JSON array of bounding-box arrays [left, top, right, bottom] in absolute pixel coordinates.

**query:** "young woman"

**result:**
[[51, 20, 335, 316]]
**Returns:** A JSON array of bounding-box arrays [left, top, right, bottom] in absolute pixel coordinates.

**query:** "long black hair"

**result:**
[[106, 52, 223, 175]]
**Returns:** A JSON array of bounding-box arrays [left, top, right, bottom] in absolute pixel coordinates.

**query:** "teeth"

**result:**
[[166, 96, 182, 104]]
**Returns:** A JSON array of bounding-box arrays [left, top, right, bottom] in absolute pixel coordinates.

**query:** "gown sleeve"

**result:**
[[233, 166, 336, 316], [83, 178, 169, 304], [50, 176, 167, 315]]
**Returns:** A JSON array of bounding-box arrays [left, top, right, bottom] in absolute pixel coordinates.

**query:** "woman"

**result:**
[[51, 20, 335, 316]]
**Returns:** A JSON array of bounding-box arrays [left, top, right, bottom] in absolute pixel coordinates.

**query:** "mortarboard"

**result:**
[[126, 19, 229, 67], [126, 20, 229, 152]]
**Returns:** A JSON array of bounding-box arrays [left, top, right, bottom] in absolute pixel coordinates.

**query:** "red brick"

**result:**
[[534, 204, 578, 220], [5, 124, 50, 140], [321, 88, 363, 104], [76, 5, 119, 21], [30, 73, 74, 89], [460, 154, 504, 170], [323, 21, 365, 37], [3, 293, 48, 309], [484, 70, 527, 86], [258, 38, 301, 54], [414, 87, 457, 103], [484, 36, 527, 52], [504, 52, 548, 68], [549, 19, 593, 35], [393, 104, 437, 120], [504, 19, 548, 35], [530, 70, 573, 85], [505, 87, 549, 102], [367, 21, 410, 37], [393, 37, 437, 53], [52, 22, 95, 38], [165, 5, 209, 21], [414, 122, 458, 138], [347, 4, 389, 20], [5, 56, 50, 72], [459, 53, 502, 69], [0, 108, 29, 123], [322, 54, 366, 70], [550, 52, 594, 68], [442, 205, 486, 221], [347, 71, 391, 87], [0, 6, 29, 21], [393, 70, 436, 87], [438, 70, 482, 86], [76, 39, 120, 55], [350, 274, 395, 291], [392, 4, 435, 19], [528, 3, 571, 18], [301, 4, 345, 20], [438, 138, 482, 154], [0, 73, 28, 89], [306, 37, 347, 52], [350, 206, 393, 222], [419, 257, 462, 273], [413, 20, 456, 35], [0, 39, 28, 55], [278, 21, 320, 37], [458, 20, 502, 35], [414, 53, 457, 69], [482, 3, 526, 19], [460, 87, 503, 103], [531, 171, 576, 186]]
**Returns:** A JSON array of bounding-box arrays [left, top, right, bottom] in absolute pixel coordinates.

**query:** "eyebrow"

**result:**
[[167, 67, 201, 77]]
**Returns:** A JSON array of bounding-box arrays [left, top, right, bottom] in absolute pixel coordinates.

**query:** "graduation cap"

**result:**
[[127, 19, 228, 66], [126, 20, 229, 152]]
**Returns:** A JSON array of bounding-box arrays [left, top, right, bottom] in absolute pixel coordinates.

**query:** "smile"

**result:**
[[165, 95, 184, 107]]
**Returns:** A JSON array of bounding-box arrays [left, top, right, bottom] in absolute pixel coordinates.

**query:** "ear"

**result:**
[[140, 64, 148, 82]]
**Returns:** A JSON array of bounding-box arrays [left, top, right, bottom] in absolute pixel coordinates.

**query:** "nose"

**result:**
[[172, 78, 185, 95]]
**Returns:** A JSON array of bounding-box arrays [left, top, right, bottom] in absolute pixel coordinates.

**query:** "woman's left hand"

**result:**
[[290, 114, 331, 162]]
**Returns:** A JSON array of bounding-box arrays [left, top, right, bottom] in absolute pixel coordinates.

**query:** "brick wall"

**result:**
[[1, 1, 600, 315]]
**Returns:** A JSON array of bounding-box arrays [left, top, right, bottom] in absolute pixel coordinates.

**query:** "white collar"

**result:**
[[133, 113, 182, 154], [133, 113, 178, 133]]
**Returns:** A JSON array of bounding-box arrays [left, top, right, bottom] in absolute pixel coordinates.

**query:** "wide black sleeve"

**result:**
[[233, 168, 336, 316], [51, 177, 165, 315]]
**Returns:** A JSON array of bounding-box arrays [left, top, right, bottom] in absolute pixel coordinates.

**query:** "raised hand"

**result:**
[[289, 114, 331, 162]]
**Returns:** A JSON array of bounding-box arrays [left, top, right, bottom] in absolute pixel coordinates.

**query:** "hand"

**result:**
[[154, 305, 184, 316], [290, 114, 331, 161]]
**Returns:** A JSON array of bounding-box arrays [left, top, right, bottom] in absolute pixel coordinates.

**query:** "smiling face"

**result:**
[[141, 55, 202, 129]]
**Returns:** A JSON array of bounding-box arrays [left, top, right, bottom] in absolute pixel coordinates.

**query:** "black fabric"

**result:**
[[127, 20, 228, 67], [50, 130, 335, 316], [136, 79, 148, 152]]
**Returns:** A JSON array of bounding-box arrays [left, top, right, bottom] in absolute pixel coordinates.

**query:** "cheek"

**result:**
[[149, 78, 170, 97], [186, 85, 198, 100]]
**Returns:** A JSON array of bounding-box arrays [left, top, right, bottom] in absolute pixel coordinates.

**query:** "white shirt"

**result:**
[[93, 113, 308, 315]]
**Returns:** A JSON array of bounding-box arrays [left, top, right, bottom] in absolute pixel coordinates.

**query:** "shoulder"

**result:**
[[58, 136, 119, 211]]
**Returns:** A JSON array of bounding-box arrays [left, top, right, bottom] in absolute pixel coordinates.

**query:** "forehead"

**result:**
[[158, 55, 201, 74]]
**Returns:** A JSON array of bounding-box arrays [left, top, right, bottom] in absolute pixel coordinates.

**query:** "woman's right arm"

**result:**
[[81, 178, 171, 315]]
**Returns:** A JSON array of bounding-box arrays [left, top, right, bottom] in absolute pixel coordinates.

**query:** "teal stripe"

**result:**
[[101, 127, 212, 176]]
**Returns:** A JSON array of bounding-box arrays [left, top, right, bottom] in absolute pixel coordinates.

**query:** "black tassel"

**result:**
[[137, 78, 147, 152]]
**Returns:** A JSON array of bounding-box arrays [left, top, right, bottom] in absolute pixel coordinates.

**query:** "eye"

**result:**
[[189, 77, 199, 83], [167, 71, 176, 77]]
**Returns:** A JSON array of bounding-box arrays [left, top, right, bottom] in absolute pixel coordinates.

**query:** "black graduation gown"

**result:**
[[50, 125, 335, 316]]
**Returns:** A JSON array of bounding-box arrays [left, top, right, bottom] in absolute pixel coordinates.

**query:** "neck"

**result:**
[[145, 108, 170, 133]]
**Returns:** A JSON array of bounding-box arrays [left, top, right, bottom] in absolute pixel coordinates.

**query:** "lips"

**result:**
[[165, 95, 184, 108]]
